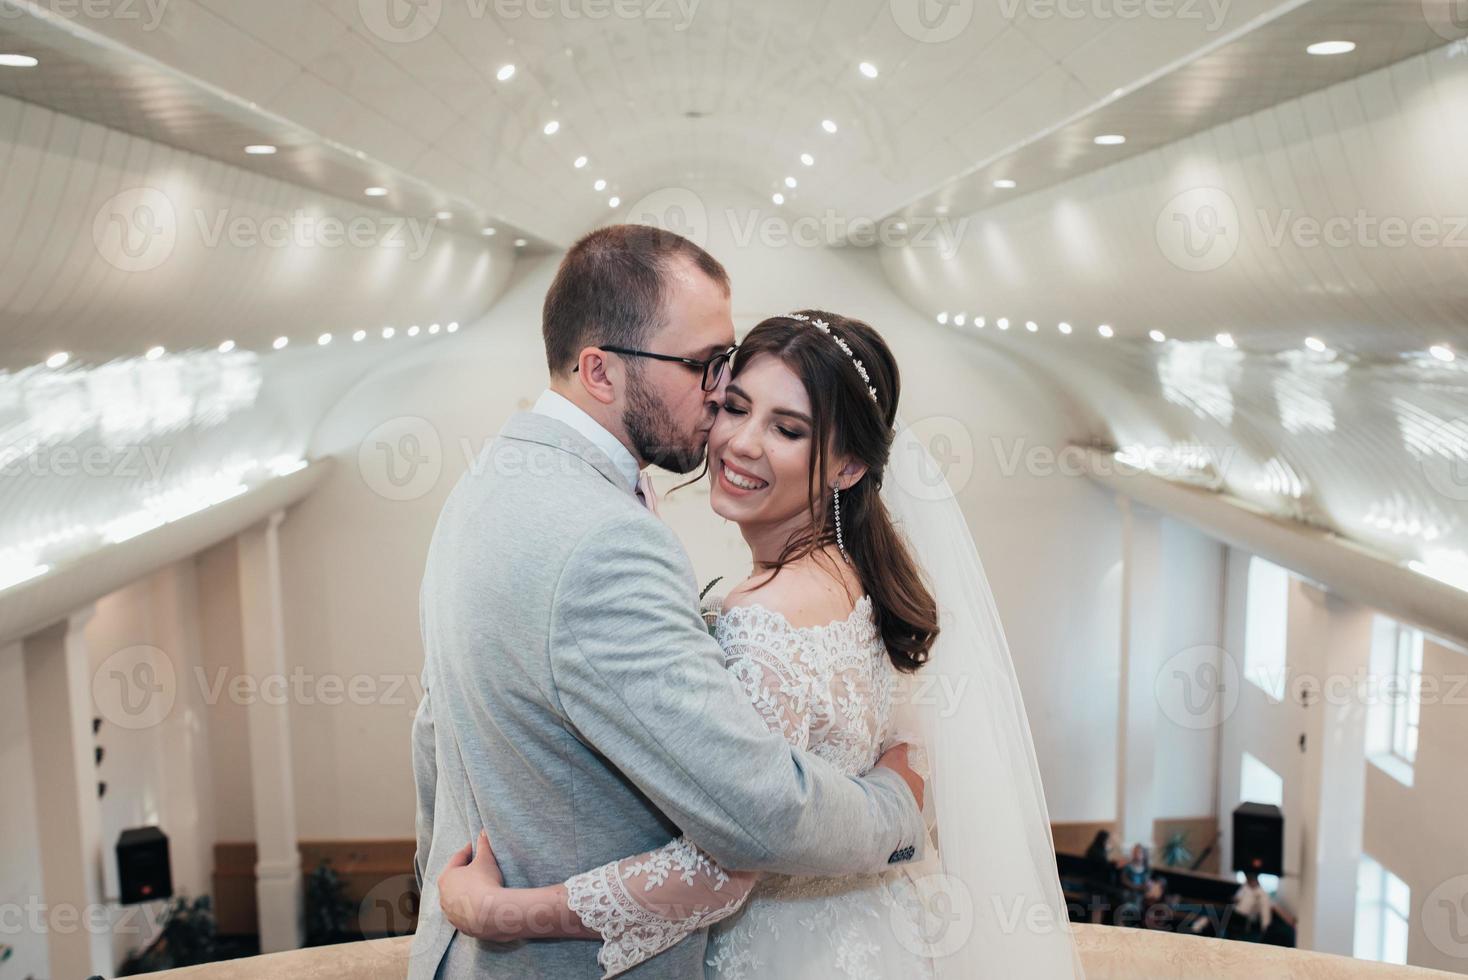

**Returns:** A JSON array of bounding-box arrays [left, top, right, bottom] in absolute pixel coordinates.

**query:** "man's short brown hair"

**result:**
[[541, 224, 730, 376]]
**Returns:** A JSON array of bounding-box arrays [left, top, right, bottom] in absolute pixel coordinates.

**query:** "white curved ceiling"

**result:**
[[1, 0, 1466, 604], [882, 38, 1468, 590]]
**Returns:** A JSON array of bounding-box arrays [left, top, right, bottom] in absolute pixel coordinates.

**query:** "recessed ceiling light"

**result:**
[[429, 323, 441, 335], [1304, 336, 1327, 352], [146, 346, 165, 360], [436, 211, 452, 220], [1216, 332, 1236, 348], [574, 155, 588, 168], [1430, 344, 1455, 362], [244, 144, 277, 155], [608, 196, 621, 207], [382, 327, 396, 339], [593, 179, 607, 191], [0, 54, 39, 68], [1098, 324, 1114, 338], [1058, 322, 1073, 335], [218, 340, 236, 353], [514, 238, 527, 247], [447, 322, 460, 333], [364, 186, 388, 197], [352, 330, 366, 342], [936, 312, 949, 324], [993, 179, 1017, 189], [408, 325, 420, 337], [975, 317, 986, 328], [543, 120, 560, 136], [497, 64, 516, 81], [1149, 329, 1166, 343], [784, 176, 797, 188], [800, 153, 814, 166], [954, 313, 966, 326], [858, 62, 879, 79], [997, 318, 1010, 331], [46, 351, 69, 368], [1094, 134, 1126, 146], [273, 336, 289, 350], [1025, 321, 1038, 333], [317, 333, 332, 346], [772, 192, 785, 205], [481, 227, 496, 236], [821, 119, 838, 134], [1307, 41, 1356, 56]]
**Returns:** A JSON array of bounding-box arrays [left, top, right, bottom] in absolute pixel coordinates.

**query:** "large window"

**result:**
[[1355, 854, 1410, 965], [1244, 557, 1290, 700], [1367, 617, 1424, 787]]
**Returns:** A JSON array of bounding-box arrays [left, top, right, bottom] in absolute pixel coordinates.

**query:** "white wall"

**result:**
[[277, 186, 1130, 837], [0, 641, 49, 980], [83, 561, 220, 966]]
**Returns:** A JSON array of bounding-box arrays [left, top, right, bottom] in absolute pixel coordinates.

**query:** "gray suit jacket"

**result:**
[[410, 411, 925, 979]]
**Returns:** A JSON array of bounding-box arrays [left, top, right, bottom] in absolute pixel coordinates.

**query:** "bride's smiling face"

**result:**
[[707, 353, 824, 529]]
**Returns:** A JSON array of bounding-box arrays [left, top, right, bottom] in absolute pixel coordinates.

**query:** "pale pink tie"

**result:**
[[635, 471, 662, 518]]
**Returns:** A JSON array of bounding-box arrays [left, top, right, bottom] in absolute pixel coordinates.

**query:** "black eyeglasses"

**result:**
[[575, 345, 737, 392]]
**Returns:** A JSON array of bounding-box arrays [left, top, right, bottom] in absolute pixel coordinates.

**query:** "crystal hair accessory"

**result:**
[[786, 313, 879, 403]]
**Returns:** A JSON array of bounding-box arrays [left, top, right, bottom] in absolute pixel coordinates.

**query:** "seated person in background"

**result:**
[[1084, 830, 1113, 865], [1233, 872, 1272, 940]]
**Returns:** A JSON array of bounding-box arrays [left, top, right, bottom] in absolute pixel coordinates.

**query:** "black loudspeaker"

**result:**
[[116, 827, 173, 905], [1232, 802, 1284, 877]]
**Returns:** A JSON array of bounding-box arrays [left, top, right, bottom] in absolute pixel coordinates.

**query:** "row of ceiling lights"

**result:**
[[936, 311, 1457, 361], [968, 40, 1360, 198], [1, 53, 528, 246], [40, 322, 461, 370]]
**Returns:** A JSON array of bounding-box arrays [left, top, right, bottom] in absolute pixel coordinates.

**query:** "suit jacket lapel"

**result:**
[[498, 411, 631, 495]]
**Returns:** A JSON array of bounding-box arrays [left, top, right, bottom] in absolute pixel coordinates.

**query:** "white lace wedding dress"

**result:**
[[563, 594, 939, 979]]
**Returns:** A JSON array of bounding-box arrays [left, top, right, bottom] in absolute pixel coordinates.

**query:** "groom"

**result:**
[[410, 224, 926, 979]]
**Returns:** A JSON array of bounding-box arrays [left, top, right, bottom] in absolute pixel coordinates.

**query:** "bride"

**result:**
[[436, 310, 1084, 978]]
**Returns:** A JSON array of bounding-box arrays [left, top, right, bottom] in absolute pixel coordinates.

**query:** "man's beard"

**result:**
[[623, 372, 708, 475]]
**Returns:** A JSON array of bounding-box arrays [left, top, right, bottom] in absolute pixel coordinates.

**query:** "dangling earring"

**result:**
[[832, 483, 850, 564]]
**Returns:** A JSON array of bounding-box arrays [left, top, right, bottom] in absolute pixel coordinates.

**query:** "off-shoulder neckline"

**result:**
[[717, 594, 873, 634]]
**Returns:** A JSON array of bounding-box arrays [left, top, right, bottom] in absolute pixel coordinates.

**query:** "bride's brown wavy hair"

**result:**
[[734, 311, 939, 673]]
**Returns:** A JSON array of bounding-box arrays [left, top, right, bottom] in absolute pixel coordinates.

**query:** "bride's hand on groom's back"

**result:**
[[875, 742, 924, 810], [437, 830, 505, 940]]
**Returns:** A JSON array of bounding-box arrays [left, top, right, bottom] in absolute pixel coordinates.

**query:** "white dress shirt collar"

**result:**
[[532, 389, 641, 493]]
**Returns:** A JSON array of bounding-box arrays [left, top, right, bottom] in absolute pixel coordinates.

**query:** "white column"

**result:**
[[1116, 496, 1164, 849], [23, 608, 113, 979], [237, 511, 304, 953], [1293, 588, 1372, 953]]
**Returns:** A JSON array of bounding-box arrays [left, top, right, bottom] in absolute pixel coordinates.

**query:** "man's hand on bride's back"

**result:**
[[876, 742, 924, 810]]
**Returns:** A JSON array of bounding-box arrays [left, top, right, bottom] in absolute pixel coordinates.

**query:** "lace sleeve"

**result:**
[[564, 607, 815, 977], [565, 837, 757, 978]]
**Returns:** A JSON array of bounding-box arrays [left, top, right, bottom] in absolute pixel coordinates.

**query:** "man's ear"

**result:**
[[575, 347, 619, 406]]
